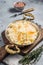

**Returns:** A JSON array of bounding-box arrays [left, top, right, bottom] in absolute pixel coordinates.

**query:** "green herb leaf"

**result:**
[[19, 45, 43, 65]]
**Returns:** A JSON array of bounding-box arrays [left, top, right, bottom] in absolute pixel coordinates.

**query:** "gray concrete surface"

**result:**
[[0, 0, 43, 65]]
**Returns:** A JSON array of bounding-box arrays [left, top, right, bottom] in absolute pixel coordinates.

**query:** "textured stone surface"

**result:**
[[0, 0, 43, 65]]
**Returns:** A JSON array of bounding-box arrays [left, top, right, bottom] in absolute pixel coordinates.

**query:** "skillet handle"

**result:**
[[41, 28, 43, 39], [0, 45, 7, 61], [23, 13, 34, 20], [5, 45, 20, 54]]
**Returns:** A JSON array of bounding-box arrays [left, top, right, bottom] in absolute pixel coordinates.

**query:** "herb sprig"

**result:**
[[19, 45, 43, 65]]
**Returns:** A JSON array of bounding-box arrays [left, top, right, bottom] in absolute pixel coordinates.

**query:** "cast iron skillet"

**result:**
[[0, 12, 43, 61]]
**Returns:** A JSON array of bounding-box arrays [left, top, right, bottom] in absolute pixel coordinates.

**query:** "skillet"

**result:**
[[0, 10, 43, 61]]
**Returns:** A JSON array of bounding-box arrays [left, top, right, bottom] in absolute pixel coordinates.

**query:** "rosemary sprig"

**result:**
[[19, 45, 43, 65]]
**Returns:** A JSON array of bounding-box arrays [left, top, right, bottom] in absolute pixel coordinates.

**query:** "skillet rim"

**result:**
[[5, 19, 41, 47]]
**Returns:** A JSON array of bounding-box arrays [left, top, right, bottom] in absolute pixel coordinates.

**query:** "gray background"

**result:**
[[0, 0, 43, 65]]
